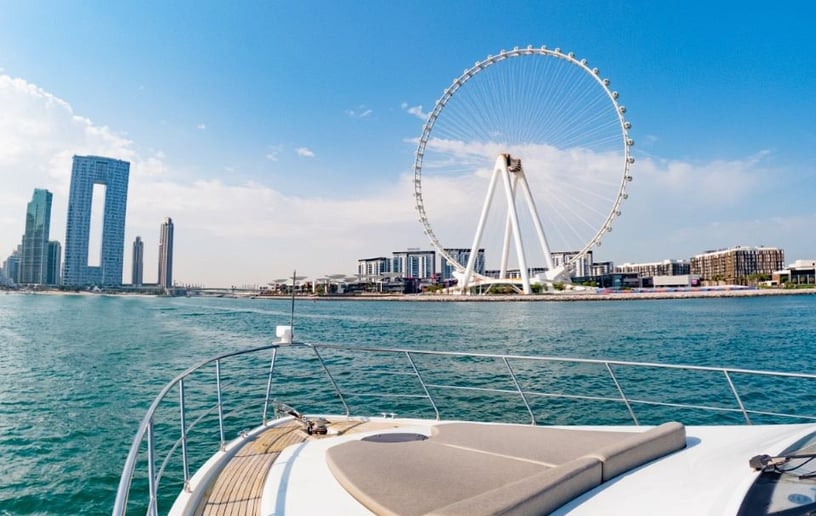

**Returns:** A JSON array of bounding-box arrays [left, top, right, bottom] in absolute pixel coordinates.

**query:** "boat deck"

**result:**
[[115, 342, 816, 516], [192, 419, 400, 515], [169, 416, 816, 516], [193, 420, 304, 515], [190, 417, 689, 515]]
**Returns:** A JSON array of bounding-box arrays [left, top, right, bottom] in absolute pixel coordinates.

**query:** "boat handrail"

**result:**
[[112, 342, 816, 516], [112, 343, 282, 516]]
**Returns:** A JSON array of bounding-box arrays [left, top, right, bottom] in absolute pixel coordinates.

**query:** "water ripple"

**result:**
[[1, 294, 815, 513]]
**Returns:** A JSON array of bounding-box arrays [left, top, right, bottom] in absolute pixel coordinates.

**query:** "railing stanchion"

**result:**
[[262, 348, 278, 425], [723, 370, 752, 424], [406, 351, 440, 420], [503, 357, 535, 425], [147, 418, 158, 516], [216, 359, 226, 450], [606, 363, 639, 425], [179, 378, 190, 490], [312, 345, 350, 416]]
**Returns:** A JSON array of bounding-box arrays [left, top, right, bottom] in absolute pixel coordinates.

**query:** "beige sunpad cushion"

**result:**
[[325, 422, 686, 515]]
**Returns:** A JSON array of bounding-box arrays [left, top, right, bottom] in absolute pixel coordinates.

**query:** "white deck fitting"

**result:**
[[556, 423, 815, 515]]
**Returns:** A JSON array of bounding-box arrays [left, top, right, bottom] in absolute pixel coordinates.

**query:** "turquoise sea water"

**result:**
[[1, 293, 816, 515]]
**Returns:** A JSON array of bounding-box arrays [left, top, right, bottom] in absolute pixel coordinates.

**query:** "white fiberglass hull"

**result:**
[[173, 417, 815, 515]]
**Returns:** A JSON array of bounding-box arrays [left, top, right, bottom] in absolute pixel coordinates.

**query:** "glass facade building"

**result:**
[[158, 218, 174, 290], [391, 250, 436, 280], [45, 241, 61, 285], [63, 156, 130, 287], [616, 259, 691, 277], [19, 189, 53, 284], [357, 256, 390, 279], [442, 248, 485, 280], [551, 250, 594, 278], [2, 248, 21, 286], [132, 236, 144, 286]]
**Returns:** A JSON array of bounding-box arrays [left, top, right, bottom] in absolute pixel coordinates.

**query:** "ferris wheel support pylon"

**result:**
[[461, 157, 502, 292], [461, 154, 556, 295]]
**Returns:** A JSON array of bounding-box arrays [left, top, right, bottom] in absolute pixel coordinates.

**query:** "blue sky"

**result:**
[[1, 1, 815, 286]]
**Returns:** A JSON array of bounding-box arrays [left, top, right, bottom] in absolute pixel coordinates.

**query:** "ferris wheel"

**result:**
[[412, 45, 634, 294]]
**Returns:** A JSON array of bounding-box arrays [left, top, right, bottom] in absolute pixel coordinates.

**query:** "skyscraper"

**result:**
[[132, 236, 144, 286], [2, 247, 21, 286], [63, 156, 130, 287], [46, 241, 61, 285], [158, 217, 174, 290], [19, 189, 53, 284]]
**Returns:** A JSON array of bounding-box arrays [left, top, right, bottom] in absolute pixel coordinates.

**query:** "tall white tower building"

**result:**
[[158, 218, 174, 290]]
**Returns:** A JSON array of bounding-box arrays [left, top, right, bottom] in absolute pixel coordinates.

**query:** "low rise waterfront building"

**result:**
[[773, 260, 816, 286], [616, 259, 690, 277], [391, 249, 436, 280], [484, 251, 594, 281], [485, 267, 548, 279], [357, 256, 390, 280], [551, 250, 593, 278], [652, 274, 700, 288], [691, 246, 784, 285], [573, 271, 641, 289], [441, 248, 485, 280], [591, 261, 615, 276]]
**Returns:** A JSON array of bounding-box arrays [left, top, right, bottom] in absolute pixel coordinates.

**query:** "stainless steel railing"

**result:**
[[112, 342, 816, 515], [112, 343, 281, 516]]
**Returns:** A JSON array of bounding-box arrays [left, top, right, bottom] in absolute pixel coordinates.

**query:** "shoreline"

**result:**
[[6, 287, 815, 302], [294, 288, 816, 302]]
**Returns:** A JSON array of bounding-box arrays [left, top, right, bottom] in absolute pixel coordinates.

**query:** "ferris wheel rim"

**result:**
[[412, 45, 634, 274]]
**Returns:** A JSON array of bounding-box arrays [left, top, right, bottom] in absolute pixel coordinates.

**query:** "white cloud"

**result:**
[[345, 106, 373, 119], [296, 147, 315, 158], [632, 151, 771, 205], [265, 145, 282, 162], [401, 102, 428, 120], [1, 72, 808, 287], [587, 150, 794, 264], [196, 123, 206, 130], [0, 73, 423, 286], [641, 134, 659, 146], [0, 74, 137, 256], [412, 135, 796, 270]]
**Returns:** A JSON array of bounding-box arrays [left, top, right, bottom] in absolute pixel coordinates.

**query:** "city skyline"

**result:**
[[1, 3, 815, 286]]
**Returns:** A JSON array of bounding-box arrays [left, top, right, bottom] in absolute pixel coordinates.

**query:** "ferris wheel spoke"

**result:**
[[552, 186, 615, 230], [539, 192, 595, 251]]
